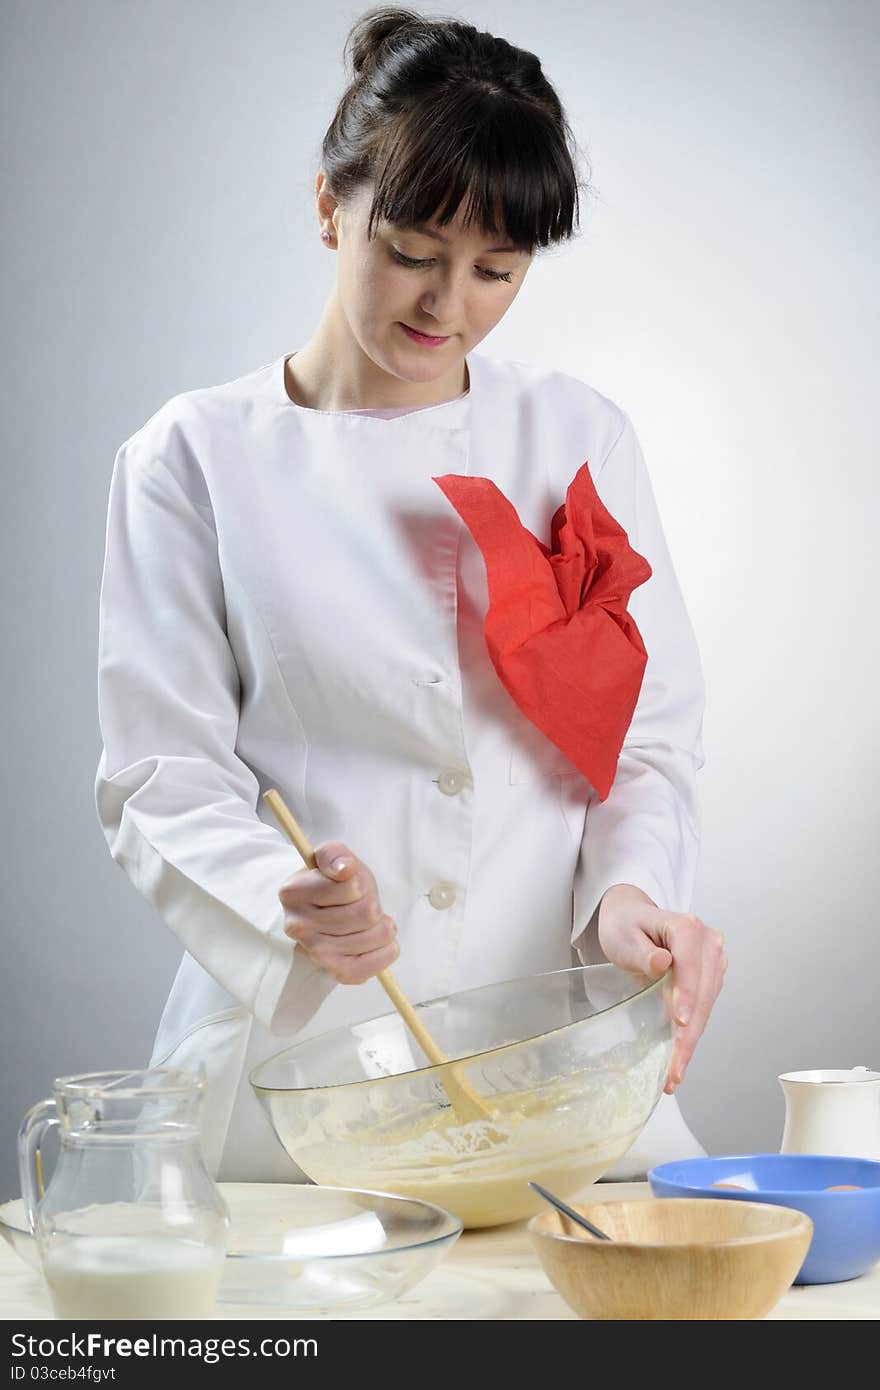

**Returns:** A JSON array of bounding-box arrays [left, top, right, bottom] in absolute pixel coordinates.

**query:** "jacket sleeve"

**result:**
[[571, 411, 707, 964], [94, 432, 337, 1033]]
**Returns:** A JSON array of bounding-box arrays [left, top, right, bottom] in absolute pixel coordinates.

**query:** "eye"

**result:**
[[391, 249, 430, 269], [390, 248, 513, 283]]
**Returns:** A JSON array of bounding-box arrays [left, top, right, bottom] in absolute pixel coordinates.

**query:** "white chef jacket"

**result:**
[[94, 348, 708, 1181]]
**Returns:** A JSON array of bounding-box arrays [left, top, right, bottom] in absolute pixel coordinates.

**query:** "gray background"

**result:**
[[2, 0, 878, 1196]]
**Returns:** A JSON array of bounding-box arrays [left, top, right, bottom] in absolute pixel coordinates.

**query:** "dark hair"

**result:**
[[319, 6, 590, 255]]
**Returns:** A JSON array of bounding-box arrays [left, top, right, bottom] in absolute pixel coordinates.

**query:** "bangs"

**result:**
[[364, 93, 579, 254]]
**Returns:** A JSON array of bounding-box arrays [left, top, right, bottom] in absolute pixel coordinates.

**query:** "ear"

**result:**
[[315, 171, 339, 222]]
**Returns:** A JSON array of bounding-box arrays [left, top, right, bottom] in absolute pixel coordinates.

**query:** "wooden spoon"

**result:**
[[263, 788, 495, 1125]]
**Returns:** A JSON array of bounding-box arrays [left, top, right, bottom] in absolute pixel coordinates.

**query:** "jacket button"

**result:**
[[428, 881, 457, 911], [437, 768, 468, 796]]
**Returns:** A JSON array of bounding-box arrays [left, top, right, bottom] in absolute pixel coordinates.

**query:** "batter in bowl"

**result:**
[[276, 1037, 671, 1226]]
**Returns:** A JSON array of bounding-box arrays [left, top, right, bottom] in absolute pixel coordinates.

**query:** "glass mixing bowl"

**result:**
[[251, 964, 673, 1228], [218, 1183, 461, 1310]]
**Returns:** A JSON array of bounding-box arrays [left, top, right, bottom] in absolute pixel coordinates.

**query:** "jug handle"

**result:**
[[18, 1099, 57, 1232]]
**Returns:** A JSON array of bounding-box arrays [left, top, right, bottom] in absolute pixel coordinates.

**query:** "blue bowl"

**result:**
[[648, 1154, 880, 1284]]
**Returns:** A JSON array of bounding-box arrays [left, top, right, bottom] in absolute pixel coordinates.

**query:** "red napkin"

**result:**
[[433, 462, 652, 800]]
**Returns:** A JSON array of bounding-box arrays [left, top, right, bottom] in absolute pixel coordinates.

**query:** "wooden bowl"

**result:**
[[528, 1198, 813, 1320]]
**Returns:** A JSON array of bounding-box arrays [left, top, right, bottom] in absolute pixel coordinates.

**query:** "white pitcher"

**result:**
[[779, 1066, 880, 1161]]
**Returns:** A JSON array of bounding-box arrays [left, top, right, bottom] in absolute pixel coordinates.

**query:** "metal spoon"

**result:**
[[528, 1181, 613, 1241]]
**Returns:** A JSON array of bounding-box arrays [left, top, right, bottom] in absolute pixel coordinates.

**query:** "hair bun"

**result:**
[[347, 6, 427, 77], [324, 7, 584, 255]]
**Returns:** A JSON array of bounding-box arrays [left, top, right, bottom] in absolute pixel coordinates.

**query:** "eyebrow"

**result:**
[[409, 223, 523, 254]]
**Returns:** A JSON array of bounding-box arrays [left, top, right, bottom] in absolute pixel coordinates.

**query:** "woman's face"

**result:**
[[325, 179, 533, 383]]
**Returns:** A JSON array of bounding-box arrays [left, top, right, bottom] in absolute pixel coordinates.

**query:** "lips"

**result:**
[[399, 322, 451, 344]]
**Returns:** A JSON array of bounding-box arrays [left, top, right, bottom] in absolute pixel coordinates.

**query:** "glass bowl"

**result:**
[[218, 1182, 461, 1309], [251, 964, 673, 1228], [1, 1187, 461, 1313]]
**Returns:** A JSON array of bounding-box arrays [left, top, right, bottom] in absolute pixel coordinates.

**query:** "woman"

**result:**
[[95, 6, 726, 1181]]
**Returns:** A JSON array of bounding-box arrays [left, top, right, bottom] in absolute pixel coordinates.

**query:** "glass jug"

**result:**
[[19, 1067, 229, 1320]]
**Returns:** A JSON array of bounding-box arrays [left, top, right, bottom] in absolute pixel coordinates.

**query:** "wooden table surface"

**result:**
[[2, 1182, 878, 1320]]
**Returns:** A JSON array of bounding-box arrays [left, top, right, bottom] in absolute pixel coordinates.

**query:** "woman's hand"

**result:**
[[279, 842, 399, 984], [596, 884, 727, 1094]]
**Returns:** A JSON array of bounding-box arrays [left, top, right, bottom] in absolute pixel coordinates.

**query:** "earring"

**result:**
[[321, 231, 331, 244]]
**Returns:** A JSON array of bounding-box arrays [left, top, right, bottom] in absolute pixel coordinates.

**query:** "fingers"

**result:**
[[282, 872, 365, 908], [596, 915, 672, 979], [288, 913, 397, 956], [293, 893, 384, 935], [646, 945, 673, 977], [657, 916, 707, 1028], [664, 923, 727, 1092], [327, 938, 401, 986], [299, 920, 401, 984], [663, 943, 706, 1093], [313, 841, 359, 880], [597, 908, 724, 1097], [279, 842, 375, 910], [278, 842, 399, 985]]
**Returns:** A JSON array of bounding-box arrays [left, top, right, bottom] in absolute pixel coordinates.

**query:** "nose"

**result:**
[[417, 269, 467, 327]]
